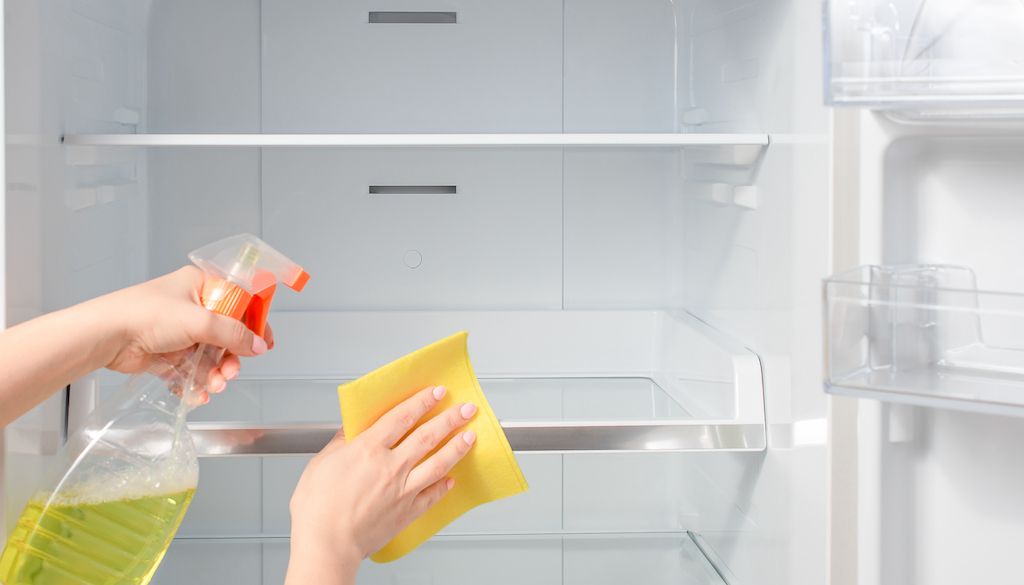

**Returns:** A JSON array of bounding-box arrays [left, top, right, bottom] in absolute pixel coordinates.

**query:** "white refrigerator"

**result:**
[[2, 1, 1021, 584]]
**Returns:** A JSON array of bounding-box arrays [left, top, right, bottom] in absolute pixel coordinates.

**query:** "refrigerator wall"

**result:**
[[3, 1, 830, 584]]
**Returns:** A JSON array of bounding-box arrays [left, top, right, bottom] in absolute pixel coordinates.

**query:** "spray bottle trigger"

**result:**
[[243, 282, 276, 339]]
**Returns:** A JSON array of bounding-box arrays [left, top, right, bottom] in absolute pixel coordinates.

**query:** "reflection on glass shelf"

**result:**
[[191, 377, 695, 425], [825, 0, 1024, 118], [154, 531, 731, 585], [825, 265, 1024, 416]]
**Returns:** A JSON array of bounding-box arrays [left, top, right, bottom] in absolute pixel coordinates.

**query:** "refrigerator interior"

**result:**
[[3, 1, 830, 584]]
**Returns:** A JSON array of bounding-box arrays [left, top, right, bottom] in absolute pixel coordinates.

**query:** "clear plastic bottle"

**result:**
[[0, 234, 308, 585]]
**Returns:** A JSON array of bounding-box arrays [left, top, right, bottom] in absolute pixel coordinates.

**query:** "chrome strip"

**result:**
[[190, 422, 766, 456]]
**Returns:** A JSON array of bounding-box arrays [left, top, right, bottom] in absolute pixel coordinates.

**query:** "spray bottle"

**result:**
[[0, 234, 308, 585]]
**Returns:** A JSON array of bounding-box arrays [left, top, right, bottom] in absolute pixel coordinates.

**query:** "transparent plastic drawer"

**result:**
[[824, 0, 1024, 119], [825, 265, 1024, 416]]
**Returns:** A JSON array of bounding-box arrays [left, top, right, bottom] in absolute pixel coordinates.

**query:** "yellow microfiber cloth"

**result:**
[[337, 331, 528, 563]]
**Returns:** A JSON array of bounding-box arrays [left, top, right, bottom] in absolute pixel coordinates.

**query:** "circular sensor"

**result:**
[[403, 250, 423, 269]]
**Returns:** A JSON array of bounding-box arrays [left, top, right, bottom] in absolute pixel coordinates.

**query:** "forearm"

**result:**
[[0, 295, 123, 427]]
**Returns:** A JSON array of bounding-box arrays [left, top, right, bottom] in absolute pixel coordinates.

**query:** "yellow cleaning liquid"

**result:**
[[0, 489, 194, 585]]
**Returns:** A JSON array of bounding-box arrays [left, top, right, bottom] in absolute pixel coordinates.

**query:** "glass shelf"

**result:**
[[189, 377, 765, 454], [825, 265, 1024, 416], [183, 310, 766, 454], [154, 531, 733, 585], [824, 0, 1024, 119]]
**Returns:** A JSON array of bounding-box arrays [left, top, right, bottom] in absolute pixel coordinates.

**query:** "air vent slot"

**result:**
[[369, 185, 458, 195], [368, 11, 457, 24]]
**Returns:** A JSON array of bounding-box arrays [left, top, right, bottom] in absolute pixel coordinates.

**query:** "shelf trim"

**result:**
[[62, 132, 770, 148], [190, 421, 767, 455]]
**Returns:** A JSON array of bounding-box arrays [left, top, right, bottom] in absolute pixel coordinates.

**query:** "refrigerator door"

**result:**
[[826, 5, 1024, 584], [829, 112, 1024, 585]]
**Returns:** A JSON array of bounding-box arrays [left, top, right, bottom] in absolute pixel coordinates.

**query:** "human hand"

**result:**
[[285, 385, 477, 585], [97, 266, 273, 401]]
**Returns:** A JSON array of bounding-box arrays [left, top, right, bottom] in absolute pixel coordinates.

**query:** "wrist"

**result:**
[[286, 532, 362, 585]]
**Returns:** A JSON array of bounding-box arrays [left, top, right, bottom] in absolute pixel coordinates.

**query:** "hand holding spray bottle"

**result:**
[[0, 234, 308, 585]]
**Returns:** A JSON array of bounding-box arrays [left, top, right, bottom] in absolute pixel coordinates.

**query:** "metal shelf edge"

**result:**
[[190, 422, 767, 456]]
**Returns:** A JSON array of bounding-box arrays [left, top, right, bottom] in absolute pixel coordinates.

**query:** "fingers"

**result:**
[[364, 386, 447, 448], [209, 372, 227, 394], [204, 354, 240, 395], [405, 430, 476, 494], [264, 324, 275, 350], [220, 354, 241, 380], [189, 310, 268, 358], [409, 477, 456, 519], [395, 403, 476, 464]]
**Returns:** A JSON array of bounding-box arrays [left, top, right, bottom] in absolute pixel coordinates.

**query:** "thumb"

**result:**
[[192, 310, 268, 357]]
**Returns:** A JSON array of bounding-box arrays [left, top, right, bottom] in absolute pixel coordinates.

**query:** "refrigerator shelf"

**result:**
[[157, 531, 734, 585], [825, 265, 1024, 416], [62, 132, 769, 149], [189, 377, 765, 454], [824, 0, 1024, 119], [184, 310, 766, 454]]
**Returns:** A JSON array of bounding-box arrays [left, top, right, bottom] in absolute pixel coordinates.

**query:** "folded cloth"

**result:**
[[337, 331, 528, 562]]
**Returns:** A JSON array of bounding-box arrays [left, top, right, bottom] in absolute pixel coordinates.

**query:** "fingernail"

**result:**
[[252, 336, 268, 355], [210, 378, 226, 393], [446, 477, 455, 490], [460, 403, 477, 419], [463, 431, 476, 446], [432, 386, 447, 400], [225, 369, 239, 381], [201, 394, 210, 405]]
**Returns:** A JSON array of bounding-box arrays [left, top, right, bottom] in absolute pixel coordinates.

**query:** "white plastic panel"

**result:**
[[147, 149, 261, 277], [261, 0, 562, 132], [261, 149, 562, 310], [177, 459, 263, 536], [63, 0, 149, 135], [47, 0, 151, 309], [882, 136, 1024, 293], [686, 0, 781, 133], [154, 541, 263, 584], [872, 406, 1024, 585], [147, 0, 260, 132], [243, 311, 755, 398], [563, 0, 679, 132], [563, 150, 684, 309]]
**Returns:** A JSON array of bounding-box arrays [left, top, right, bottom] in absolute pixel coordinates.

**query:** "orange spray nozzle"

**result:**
[[190, 234, 309, 337]]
